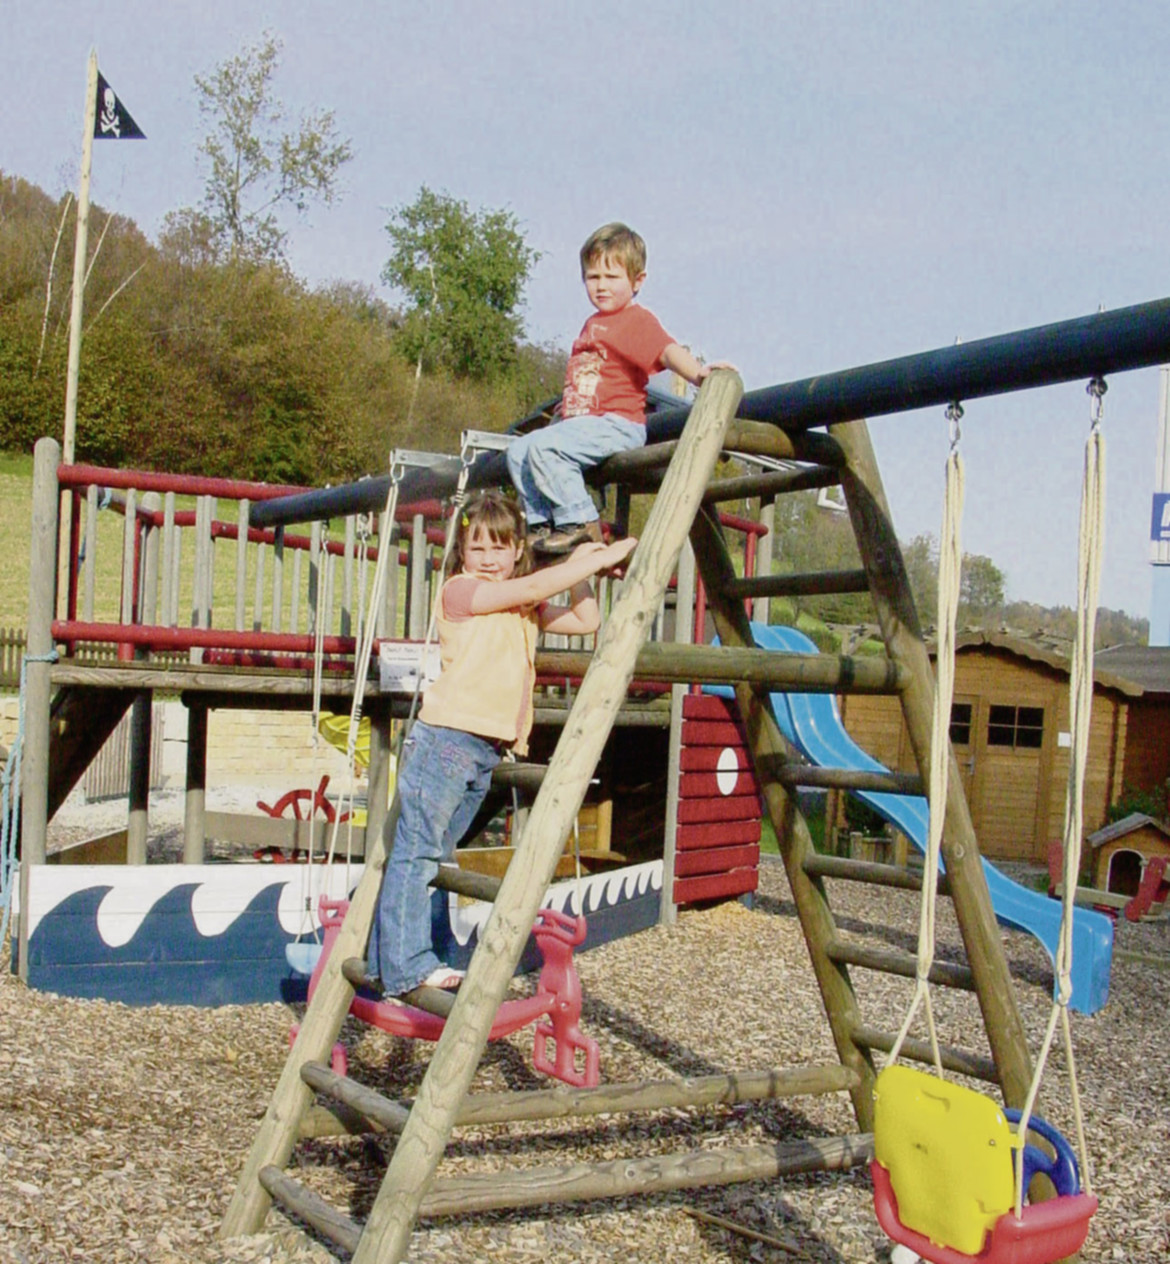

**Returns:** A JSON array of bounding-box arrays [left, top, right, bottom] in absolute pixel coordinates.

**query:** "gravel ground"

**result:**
[[2, 804, 1168, 1264]]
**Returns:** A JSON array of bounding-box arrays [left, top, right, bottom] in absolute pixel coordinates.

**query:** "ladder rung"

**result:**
[[702, 464, 842, 505], [850, 1024, 999, 1084], [431, 863, 502, 902], [775, 765, 924, 795], [341, 956, 381, 991], [399, 984, 458, 1017], [491, 760, 547, 792], [802, 853, 947, 895], [301, 1060, 411, 1133], [259, 1164, 361, 1254], [341, 955, 455, 1014], [725, 568, 869, 599], [825, 937, 975, 990]]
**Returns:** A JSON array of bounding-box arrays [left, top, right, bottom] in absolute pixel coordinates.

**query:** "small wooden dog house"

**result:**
[[1086, 812, 1170, 896]]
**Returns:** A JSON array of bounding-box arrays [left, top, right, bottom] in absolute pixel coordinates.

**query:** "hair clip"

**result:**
[[461, 513, 470, 528]]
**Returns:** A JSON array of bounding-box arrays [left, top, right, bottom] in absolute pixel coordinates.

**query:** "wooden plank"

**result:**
[[676, 820, 761, 850], [674, 867, 758, 904], [674, 843, 760, 877], [679, 770, 758, 799], [677, 796, 761, 825]]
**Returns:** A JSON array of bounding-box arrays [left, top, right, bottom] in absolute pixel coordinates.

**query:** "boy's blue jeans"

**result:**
[[506, 412, 646, 527], [368, 721, 501, 994]]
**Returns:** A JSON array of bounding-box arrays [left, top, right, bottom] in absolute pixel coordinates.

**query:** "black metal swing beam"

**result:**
[[250, 295, 1170, 529]]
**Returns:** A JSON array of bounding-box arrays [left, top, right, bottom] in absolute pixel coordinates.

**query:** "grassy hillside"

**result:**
[[0, 452, 35, 627]]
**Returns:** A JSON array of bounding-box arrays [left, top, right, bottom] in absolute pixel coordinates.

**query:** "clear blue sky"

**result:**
[[6, 1, 1167, 618]]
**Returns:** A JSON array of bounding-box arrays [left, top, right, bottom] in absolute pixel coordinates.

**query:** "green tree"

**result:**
[[902, 533, 939, 626], [381, 186, 539, 382], [960, 553, 1005, 623], [165, 32, 352, 264]]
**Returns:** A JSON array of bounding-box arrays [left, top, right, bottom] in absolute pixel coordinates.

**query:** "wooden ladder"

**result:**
[[682, 413, 1034, 1130], [221, 371, 747, 1261]]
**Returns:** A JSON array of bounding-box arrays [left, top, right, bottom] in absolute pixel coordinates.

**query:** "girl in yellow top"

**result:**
[[368, 490, 636, 996]]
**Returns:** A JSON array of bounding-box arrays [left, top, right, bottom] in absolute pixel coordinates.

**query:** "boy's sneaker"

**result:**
[[532, 520, 604, 556]]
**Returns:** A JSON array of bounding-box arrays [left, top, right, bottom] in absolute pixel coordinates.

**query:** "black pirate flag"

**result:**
[[94, 72, 145, 140]]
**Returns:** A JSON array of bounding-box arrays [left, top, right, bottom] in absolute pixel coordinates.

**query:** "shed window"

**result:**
[[987, 704, 1044, 749], [949, 702, 973, 746]]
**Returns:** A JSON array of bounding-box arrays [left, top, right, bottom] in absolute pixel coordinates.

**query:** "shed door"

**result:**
[[971, 700, 1046, 860], [948, 696, 979, 808]]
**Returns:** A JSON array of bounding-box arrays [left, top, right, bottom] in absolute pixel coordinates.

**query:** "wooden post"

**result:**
[[660, 538, 696, 925], [351, 370, 743, 1264], [235, 500, 249, 632], [161, 492, 177, 627], [183, 702, 207, 864], [753, 494, 775, 624], [19, 438, 60, 980], [364, 706, 392, 861], [829, 417, 1034, 1108], [127, 492, 160, 865], [407, 512, 428, 640]]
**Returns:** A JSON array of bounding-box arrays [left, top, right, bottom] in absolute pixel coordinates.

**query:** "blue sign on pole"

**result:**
[[1153, 494, 1170, 543]]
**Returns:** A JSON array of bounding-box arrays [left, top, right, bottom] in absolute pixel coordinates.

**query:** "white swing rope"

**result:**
[[323, 462, 407, 873], [889, 401, 966, 1076], [1010, 379, 1105, 1217]]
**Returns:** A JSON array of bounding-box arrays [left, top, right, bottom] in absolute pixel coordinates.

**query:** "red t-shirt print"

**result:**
[[562, 304, 673, 424]]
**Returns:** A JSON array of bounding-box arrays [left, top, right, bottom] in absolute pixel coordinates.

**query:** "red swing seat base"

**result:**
[[300, 896, 600, 1088], [871, 1160, 1097, 1264]]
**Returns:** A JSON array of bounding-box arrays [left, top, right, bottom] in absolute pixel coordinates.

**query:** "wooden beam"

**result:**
[[417, 1133, 873, 1218], [723, 568, 870, 600], [774, 764, 924, 795], [258, 1166, 361, 1254], [850, 1024, 999, 1083], [538, 643, 909, 694], [802, 853, 948, 894], [299, 1064, 860, 1138], [825, 937, 976, 990], [300, 1060, 411, 1133]]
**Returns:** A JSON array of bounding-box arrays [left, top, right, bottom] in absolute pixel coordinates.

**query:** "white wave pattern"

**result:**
[[24, 860, 663, 949]]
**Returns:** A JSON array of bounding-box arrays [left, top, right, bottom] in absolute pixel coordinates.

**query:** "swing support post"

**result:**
[[829, 417, 1035, 1108]]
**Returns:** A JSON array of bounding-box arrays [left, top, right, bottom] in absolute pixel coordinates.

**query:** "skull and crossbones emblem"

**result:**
[[99, 87, 120, 137]]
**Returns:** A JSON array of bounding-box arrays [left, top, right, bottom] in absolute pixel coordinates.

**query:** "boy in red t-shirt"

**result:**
[[506, 222, 735, 556]]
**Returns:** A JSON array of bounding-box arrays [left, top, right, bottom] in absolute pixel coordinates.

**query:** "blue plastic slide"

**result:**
[[740, 623, 1113, 1014]]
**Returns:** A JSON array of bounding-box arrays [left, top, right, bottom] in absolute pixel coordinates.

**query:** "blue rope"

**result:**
[[0, 650, 59, 948]]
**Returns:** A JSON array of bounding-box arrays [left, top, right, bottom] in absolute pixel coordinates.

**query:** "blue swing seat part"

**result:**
[[871, 1065, 1097, 1264]]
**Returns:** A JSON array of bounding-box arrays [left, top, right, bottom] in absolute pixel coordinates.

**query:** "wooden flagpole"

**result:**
[[63, 49, 98, 466], [57, 50, 98, 615]]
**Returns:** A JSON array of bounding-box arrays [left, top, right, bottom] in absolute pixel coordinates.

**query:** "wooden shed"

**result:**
[[835, 634, 1170, 864]]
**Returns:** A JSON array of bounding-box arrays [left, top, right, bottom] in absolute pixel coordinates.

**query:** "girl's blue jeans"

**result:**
[[505, 412, 646, 527], [367, 721, 501, 994]]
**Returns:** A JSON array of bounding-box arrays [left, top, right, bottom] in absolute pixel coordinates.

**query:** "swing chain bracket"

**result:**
[[1086, 376, 1107, 431], [944, 399, 964, 449]]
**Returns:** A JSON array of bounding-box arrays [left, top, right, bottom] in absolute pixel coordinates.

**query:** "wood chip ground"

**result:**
[[3, 838, 1167, 1263]]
